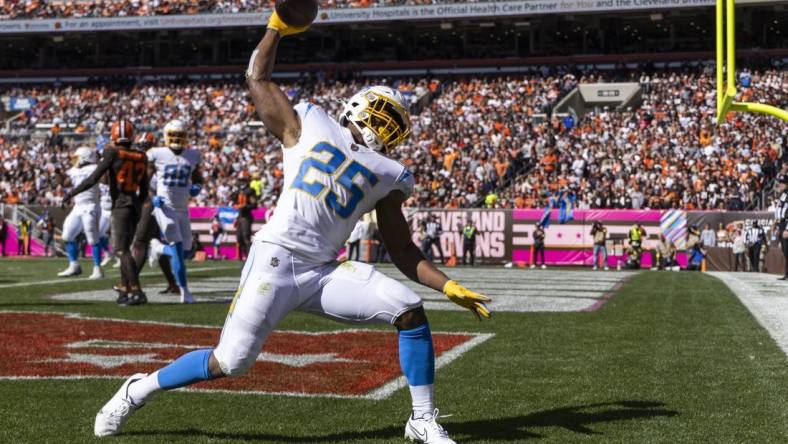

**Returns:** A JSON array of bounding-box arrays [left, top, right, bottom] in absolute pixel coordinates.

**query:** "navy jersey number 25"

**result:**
[[291, 143, 379, 218]]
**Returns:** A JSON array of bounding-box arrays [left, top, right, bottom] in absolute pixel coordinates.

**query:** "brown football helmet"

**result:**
[[135, 131, 156, 151], [110, 119, 135, 146]]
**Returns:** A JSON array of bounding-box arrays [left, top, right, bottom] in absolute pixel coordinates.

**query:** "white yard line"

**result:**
[[709, 272, 788, 357], [0, 264, 239, 289]]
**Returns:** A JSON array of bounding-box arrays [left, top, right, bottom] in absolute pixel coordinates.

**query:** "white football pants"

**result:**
[[99, 208, 111, 238], [214, 241, 422, 376], [62, 203, 100, 244], [153, 206, 192, 251]]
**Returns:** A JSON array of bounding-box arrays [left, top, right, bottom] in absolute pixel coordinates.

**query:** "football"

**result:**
[[275, 0, 319, 28]]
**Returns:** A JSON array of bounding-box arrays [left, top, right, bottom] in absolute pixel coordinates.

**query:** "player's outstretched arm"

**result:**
[[246, 28, 302, 148], [376, 191, 491, 320]]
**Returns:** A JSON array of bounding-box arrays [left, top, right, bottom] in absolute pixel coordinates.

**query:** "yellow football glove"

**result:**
[[443, 280, 491, 320], [267, 10, 309, 37]]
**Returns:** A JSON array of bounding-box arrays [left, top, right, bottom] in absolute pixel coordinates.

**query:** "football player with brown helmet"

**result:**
[[63, 119, 150, 305]]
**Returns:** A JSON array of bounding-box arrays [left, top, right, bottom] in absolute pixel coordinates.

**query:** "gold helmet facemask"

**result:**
[[163, 119, 188, 151], [340, 86, 411, 153]]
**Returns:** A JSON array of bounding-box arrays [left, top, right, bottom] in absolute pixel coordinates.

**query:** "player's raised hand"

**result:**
[[267, 11, 309, 36], [443, 280, 491, 321], [267, 0, 317, 38]]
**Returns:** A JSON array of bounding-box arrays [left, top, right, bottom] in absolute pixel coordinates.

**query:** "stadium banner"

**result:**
[[0, 0, 722, 34], [509, 209, 665, 268], [685, 211, 780, 272], [408, 209, 512, 265], [407, 209, 782, 270], [6, 97, 37, 111], [3, 206, 782, 272], [0, 220, 45, 257]]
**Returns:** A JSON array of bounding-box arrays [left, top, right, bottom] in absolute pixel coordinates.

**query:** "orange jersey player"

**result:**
[[63, 119, 150, 306]]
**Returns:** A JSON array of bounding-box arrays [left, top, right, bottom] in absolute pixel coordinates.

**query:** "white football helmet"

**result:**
[[74, 146, 97, 165], [339, 86, 411, 153], [163, 119, 188, 151]]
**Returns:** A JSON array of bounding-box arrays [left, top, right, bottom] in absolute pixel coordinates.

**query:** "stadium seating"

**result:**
[[1, 66, 785, 209], [503, 67, 786, 211]]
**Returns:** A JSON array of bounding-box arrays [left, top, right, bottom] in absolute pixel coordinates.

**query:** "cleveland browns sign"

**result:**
[[0, 311, 491, 399]]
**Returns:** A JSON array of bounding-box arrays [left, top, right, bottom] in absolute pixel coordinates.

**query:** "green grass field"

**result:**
[[0, 258, 786, 443]]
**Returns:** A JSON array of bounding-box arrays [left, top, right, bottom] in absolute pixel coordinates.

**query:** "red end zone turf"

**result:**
[[0, 311, 488, 398]]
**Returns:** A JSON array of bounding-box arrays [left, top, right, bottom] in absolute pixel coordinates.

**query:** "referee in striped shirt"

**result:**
[[746, 221, 766, 272], [775, 176, 788, 280]]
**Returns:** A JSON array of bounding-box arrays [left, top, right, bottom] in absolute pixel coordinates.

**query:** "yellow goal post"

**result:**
[[716, 0, 788, 124]]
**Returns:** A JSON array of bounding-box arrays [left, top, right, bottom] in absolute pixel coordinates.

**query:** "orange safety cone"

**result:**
[[446, 241, 457, 267]]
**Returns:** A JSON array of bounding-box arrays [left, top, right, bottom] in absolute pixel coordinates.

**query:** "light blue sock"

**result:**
[[65, 241, 78, 263], [91, 244, 102, 267], [157, 349, 214, 390], [163, 242, 187, 288], [398, 323, 435, 386]]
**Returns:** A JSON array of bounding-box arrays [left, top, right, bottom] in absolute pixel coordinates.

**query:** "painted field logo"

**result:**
[[0, 312, 491, 399]]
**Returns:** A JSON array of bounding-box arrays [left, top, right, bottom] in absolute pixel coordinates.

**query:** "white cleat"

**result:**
[[57, 263, 82, 277], [148, 239, 164, 268], [94, 373, 146, 437], [405, 409, 456, 444], [604, 266, 610, 271], [112, 258, 121, 269], [100, 255, 113, 268], [541, 265, 547, 270], [529, 265, 535, 269], [180, 289, 196, 304], [592, 266, 598, 271], [89, 266, 104, 280]]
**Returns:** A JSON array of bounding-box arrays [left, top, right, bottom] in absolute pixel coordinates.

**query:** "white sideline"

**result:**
[[709, 272, 788, 357], [0, 264, 239, 289]]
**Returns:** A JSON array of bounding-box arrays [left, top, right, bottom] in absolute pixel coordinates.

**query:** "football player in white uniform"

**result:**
[[94, 16, 490, 444], [59, 146, 104, 279], [145, 120, 203, 303]]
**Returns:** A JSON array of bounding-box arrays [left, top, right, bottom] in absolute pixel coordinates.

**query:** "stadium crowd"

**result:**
[[504, 67, 787, 211], [0, 65, 785, 210], [0, 0, 483, 20]]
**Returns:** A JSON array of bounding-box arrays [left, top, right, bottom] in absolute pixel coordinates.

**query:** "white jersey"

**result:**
[[67, 164, 99, 206], [147, 147, 201, 211], [256, 103, 414, 263], [99, 184, 112, 211]]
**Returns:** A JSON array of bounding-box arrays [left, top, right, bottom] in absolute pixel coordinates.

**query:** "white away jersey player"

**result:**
[[216, 102, 420, 376], [67, 164, 99, 206], [146, 147, 201, 211], [256, 102, 414, 263], [63, 164, 100, 243]]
